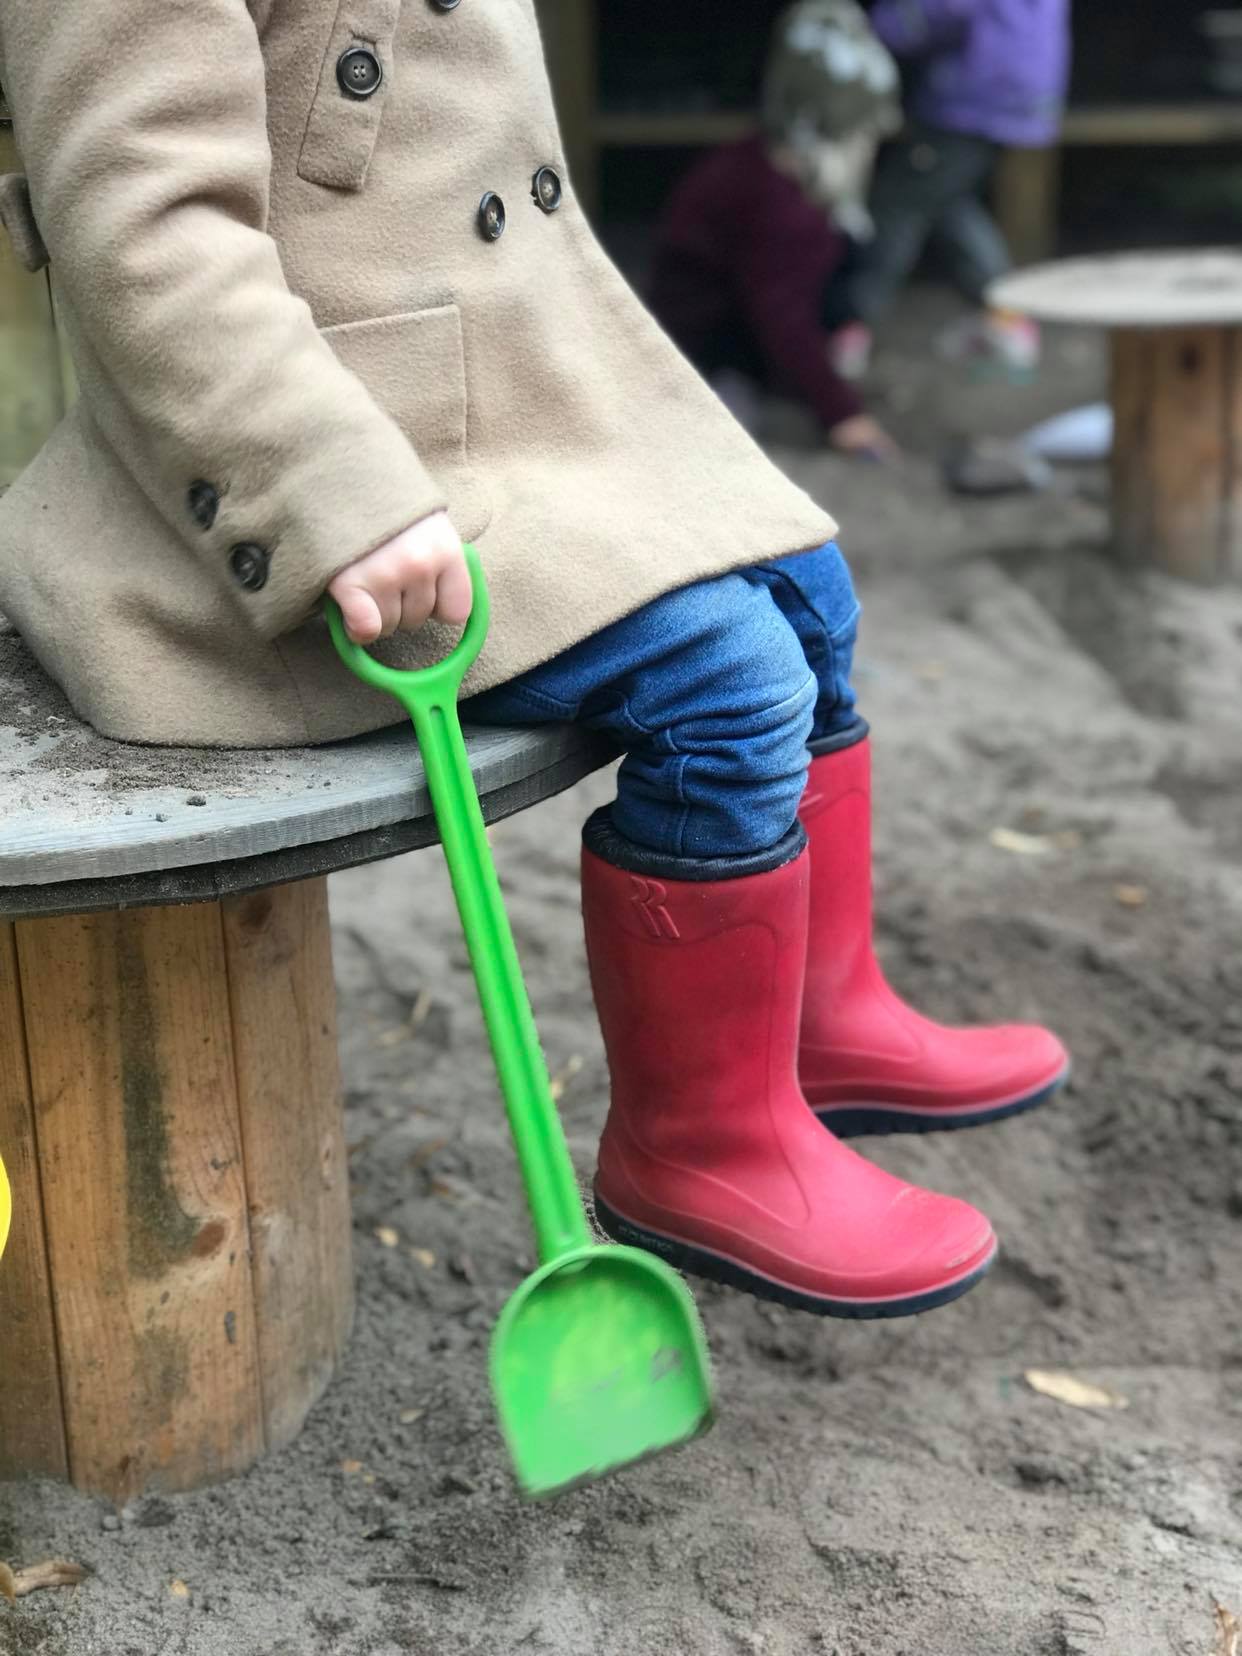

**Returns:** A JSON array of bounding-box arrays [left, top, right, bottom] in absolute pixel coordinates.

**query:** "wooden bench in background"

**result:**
[[0, 627, 613, 1500], [996, 102, 1242, 265], [533, 4, 1242, 263]]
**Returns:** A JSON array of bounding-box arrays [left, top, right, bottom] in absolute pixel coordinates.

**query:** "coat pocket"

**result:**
[[322, 304, 491, 542], [298, 0, 401, 190]]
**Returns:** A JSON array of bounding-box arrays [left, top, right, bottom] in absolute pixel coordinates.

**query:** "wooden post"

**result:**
[[994, 145, 1062, 267], [0, 879, 352, 1500], [534, 0, 599, 218], [1111, 325, 1242, 583], [0, 130, 65, 484], [220, 880, 354, 1451]]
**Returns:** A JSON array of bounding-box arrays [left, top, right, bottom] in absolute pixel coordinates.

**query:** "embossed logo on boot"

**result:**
[[629, 877, 680, 941]]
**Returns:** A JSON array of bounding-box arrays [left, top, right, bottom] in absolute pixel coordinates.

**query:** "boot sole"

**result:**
[[813, 1065, 1069, 1139], [593, 1195, 997, 1320]]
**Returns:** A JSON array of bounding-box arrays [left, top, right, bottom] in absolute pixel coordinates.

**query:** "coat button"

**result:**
[[229, 543, 270, 592], [187, 480, 219, 531], [337, 45, 383, 99], [478, 192, 506, 241], [431, 0, 462, 9], [531, 167, 563, 213]]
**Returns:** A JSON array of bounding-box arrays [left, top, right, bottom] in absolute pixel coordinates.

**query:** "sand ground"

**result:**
[[3, 295, 1241, 1656]]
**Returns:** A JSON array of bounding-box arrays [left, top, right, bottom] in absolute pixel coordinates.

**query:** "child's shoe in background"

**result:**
[[937, 308, 1040, 380]]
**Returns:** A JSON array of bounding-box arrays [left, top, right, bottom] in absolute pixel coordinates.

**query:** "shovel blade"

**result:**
[[491, 1245, 713, 1497]]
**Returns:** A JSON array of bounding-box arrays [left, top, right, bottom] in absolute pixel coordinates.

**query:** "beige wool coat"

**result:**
[[0, 0, 836, 748]]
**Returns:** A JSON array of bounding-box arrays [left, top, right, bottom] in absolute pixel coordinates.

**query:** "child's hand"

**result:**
[[827, 414, 899, 463], [328, 512, 470, 644]]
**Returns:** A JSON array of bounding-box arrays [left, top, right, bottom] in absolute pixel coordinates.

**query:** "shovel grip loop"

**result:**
[[324, 542, 490, 712]]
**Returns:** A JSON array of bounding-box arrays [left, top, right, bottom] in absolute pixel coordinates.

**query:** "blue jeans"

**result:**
[[465, 542, 862, 861]]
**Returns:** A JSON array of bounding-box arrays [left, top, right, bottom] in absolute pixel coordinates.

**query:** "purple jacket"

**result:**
[[868, 0, 1071, 148]]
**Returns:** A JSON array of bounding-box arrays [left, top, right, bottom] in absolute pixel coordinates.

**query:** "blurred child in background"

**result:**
[[857, 0, 1072, 374], [649, 0, 902, 459]]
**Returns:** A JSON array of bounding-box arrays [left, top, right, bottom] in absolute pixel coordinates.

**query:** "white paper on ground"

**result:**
[[1021, 403, 1113, 463]]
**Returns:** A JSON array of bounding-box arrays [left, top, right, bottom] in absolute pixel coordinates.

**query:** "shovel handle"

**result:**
[[326, 545, 592, 1264]]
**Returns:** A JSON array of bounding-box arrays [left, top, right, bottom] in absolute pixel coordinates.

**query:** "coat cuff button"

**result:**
[[188, 480, 219, 531], [230, 543, 270, 592]]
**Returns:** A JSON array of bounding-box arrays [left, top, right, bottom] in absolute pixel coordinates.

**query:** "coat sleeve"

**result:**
[[867, 0, 976, 56], [0, 0, 447, 638]]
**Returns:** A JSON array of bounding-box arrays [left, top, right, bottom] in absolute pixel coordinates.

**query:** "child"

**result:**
[[649, 1, 901, 458], [0, 0, 1066, 1318], [857, 0, 1071, 372]]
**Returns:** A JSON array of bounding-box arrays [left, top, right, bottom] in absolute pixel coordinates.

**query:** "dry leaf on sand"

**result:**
[[1214, 1600, 1240, 1656], [1114, 883, 1149, 908], [989, 827, 1053, 856], [549, 1054, 584, 1102], [1024, 1369, 1129, 1410], [0, 1559, 89, 1601]]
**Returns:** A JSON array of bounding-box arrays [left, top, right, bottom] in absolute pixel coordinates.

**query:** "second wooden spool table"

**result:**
[[992, 248, 1242, 584]]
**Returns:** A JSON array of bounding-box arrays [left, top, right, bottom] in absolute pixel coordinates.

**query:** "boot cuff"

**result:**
[[808, 716, 870, 760], [582, 809, 806, 882]]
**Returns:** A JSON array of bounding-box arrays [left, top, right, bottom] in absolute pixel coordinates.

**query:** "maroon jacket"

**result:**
[[649, 136, 863, 433]]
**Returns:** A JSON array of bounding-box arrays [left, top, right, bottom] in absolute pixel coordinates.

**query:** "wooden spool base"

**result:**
[[0, 877, 352, 1499], [1111, 324, 1242, 583]]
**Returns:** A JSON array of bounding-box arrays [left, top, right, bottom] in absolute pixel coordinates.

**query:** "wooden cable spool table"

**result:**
[[0, 625, 613, 1500], [991, 249, 1242, 584]]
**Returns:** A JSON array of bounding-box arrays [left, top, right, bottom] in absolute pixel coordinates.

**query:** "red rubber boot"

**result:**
[[582, 838, 997, 1317], [799, 735, 1069, 1136]]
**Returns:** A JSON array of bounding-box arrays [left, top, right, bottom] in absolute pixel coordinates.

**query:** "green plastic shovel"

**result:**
[[326, 545, 713, 1497]]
